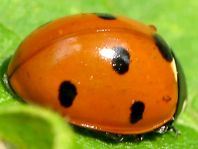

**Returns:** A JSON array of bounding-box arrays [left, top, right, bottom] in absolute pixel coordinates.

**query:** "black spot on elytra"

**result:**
[[130, 101, 145, 124], [112, 47, 130, 74], [58, 81, 77, 107], [96, 13, 116, 20], [154, 34, 173, 62]]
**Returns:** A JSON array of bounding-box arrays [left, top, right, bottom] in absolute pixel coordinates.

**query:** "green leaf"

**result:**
[[0, 0, 198, 149], [0, 25, 20, 105], [73, 124, 198, 149], [0, 24, 20, 63], [0, 105, 75, 149]]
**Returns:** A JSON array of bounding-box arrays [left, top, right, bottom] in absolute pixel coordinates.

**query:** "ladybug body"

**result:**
[[7, 13, 186, 135]]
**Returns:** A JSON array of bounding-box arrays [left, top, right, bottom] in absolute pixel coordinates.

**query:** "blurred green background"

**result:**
[[0, 0, 197, 149]]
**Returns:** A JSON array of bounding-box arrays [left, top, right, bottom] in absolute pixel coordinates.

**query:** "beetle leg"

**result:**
[[133, 135, 144, 142]]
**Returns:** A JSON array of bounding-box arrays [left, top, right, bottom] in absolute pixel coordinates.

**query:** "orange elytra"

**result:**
[[7, 13, 187, 135]]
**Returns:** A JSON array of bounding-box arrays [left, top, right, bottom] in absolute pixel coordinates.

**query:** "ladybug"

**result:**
[[7, 13, 187, 135]]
